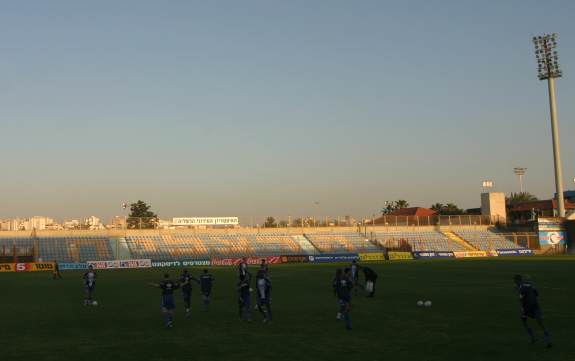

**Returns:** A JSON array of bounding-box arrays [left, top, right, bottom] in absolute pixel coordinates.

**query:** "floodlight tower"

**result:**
[[513, 168, 527, 193], [532, 33, 565, 217]]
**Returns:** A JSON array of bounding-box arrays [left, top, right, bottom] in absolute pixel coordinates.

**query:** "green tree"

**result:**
[[507, 192, 539, 206], [431, 203, 445, 213], [127, 200, 158, 229], [433, 203, 465, 215], [278, 220, 289, 227], [382, 200, 411, 215], [264, 216, 277, 228], [395, 200, 409, 209]]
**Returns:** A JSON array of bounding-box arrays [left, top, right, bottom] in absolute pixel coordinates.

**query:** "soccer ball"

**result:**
[[92, 301, 98, 306], [424, 300, 432, 308], [417, 300, 424, 307]]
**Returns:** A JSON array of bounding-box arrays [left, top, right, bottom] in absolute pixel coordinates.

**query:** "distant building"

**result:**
[[369, 207, 437, 225], [84, 216, 104, 230], [511, 199, 575, 222], [387, 207, 437, 217], [63, 219, 81, 229], [109, 216, 127, 229]]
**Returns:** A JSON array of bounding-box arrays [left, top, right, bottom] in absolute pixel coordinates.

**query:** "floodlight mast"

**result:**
[[533, 33, 565, 217]]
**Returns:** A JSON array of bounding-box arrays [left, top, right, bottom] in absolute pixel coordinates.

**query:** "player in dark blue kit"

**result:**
[[255, 270, 272, 323], [260, 258, 269, 275], [350, 260, 359, 295], [237, 271, 252, 322], [336, 268, 353, 330], [83, 265, 97, 306], [333, 268, 343, 319], [150, 273, 180, 328], [199, 269, 215, 310], [514, 275, 551, 347], [362, 266, 378, 298], [180, 269, 198, 316]]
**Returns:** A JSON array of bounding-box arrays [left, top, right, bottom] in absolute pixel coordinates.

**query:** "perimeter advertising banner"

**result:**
[[538, 218, 566, 247], [59, 263, 89, 270], [87, 259, 152, 270], [211, 256, 282, 266], [172, 217, 239, 226], [412, 251, 455, 259], [496, 249, 534, 256], [308, 253, 359, 263], [151, 260, 211, 268], [280, 255, 309, 263], [0, 262, 55, 272], [453, 251, 487, 258], [387, 251, 414, 260], [358, 252, 386, 262]]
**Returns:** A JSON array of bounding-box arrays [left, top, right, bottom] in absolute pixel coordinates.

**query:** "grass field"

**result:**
[[2, 257, 574, 361]]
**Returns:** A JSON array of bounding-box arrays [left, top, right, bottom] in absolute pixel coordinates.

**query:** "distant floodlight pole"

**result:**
[[513, 168, 527, 193], [533, 33, 565, 217]]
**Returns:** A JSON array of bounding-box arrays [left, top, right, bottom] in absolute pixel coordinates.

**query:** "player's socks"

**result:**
[[526, 327, 535, 343], [266, 306, 272, 322], [344, 312, 352, 330], [336, 312, 342, 320], [543, 330, 551, 347]]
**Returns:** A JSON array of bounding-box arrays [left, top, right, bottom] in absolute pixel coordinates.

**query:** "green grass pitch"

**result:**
[[1, 257, 574, 361]]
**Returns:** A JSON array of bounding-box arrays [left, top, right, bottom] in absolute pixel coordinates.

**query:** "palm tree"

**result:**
[[395, 200, 410, 209], [507, 192, 538, 206], [431, 203, 444, 213]]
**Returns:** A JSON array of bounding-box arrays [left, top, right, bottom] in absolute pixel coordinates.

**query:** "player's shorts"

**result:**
[[257, 297, 270, 306], [521, 306, 542, 320], [338, 297, 350, 306], [182, 290, 191, 300], [85, 284, 95, 292], [239, 294, 251, 307], [162, 295, 176, 310], [202, 289, 211, 297]]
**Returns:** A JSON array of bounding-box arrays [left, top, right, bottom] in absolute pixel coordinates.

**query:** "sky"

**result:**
[[0, 0, 574, 223]]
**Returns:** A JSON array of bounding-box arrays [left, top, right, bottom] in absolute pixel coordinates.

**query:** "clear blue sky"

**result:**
[[0, 0, 574, 222]]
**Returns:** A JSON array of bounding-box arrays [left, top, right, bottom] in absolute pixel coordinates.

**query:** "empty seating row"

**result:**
[[455, 230, 523, 251], [304, 233, 379, 253], [374, 231, 467, 252], [124, 233, 306, 260]]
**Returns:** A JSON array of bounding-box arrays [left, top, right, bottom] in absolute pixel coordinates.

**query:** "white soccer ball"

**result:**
[[92, 301, 98, 306], [249, 288, 253, 292], [417, 300, 424, 307], [424, 300, 432, 308]]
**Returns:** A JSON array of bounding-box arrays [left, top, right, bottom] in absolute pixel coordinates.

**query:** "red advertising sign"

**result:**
[[211, 256, 282, 266]]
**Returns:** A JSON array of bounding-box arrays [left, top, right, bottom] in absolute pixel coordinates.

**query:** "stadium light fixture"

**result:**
[[482, 180, 494, 193], [532, 33, 565, 217], [513, 168, 527, 193]]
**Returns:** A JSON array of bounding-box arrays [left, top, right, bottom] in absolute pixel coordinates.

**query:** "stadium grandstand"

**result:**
[[0, 224, 536, 263]]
